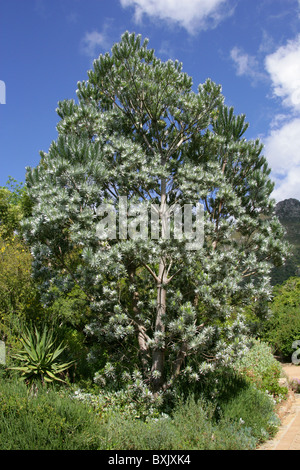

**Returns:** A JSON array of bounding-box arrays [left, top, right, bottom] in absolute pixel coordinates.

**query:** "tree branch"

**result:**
[[143, 263, 159, 283]]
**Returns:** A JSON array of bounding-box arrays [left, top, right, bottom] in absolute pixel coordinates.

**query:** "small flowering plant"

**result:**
[[290, 378, 300, 393]]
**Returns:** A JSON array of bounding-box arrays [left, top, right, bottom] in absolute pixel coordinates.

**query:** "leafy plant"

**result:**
[[0, 235, 45, 345], [0, 377, 102, 450], [290, 378, 300, 393], [262, 277, 300, 358], [23, 31, 287, 395], [219, 385, 280, 444], [0, 375, 279, 450], [236, 339, 288, 401], [10, 325, 74, 386]]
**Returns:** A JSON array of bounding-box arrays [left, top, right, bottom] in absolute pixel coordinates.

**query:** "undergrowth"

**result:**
[[0, 369, 280, 450]]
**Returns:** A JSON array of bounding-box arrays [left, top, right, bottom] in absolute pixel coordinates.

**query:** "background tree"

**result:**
[[261, 276, 300, 359], [0, 180, 90, 377], [0, 235, 37, 344], [0, 179, 40, 345], [0, 178, 28, 240], [23, 32, 287, 394], [271, 199, 300, 285]]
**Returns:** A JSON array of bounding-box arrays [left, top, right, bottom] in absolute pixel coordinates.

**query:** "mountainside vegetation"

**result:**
[[261, 276, 300, 359], [271, 198, 300, 286]]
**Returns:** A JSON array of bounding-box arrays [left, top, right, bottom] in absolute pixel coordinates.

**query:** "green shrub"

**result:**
[[0, 360, 282, 450], [236, 339, 288, 401], [170, 397, 216, 449], [170, 396, 256, 450], [72, 381, 163, 422], [172, 365, 249, 413], [262, 277, 300, 358], [9, 325, 74, 386], [97, 393, 275, 450], [95, 396, 216, 450], [212, 418, 257, 450], [290, 378, 300, 393], [98, 413, 180, 450], [0, 378, 101, 450], [263, 305, 300, 358], [219, 385, 280, 444]]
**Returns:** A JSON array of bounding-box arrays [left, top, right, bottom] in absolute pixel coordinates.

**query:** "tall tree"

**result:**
[[0, 177, 33, 240], [23, 32, 287, 394]]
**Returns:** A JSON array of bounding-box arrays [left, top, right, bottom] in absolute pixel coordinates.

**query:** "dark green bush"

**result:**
[[98, 413, 182, 450], [170, 396, 257, 450], [263, 305, 300, 358], [213, 418, 257, 450], [262, 277, 300, 359], [94, 393, 277, 450], [172, 365, 249, 412], [0, 378, 101, 450], [96, 397, 218, 450], [0, 371, 280, 450]]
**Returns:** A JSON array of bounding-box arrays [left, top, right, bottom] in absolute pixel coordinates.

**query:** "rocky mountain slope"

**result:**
[[271, 198, 300, 285]]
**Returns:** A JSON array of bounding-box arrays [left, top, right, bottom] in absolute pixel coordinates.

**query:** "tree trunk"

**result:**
[[151, 175, 168, 392], [151, 270, 167, 392], [129, 267, 149, 372]]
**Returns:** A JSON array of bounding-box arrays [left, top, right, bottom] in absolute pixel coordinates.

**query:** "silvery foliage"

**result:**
[[23, 32, 288, 392]]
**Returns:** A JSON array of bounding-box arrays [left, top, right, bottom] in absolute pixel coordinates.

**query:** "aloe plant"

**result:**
[[10, 325, 74, 386]]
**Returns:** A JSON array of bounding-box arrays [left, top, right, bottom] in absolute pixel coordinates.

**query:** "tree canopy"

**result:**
[[23, 32, 287, 394]]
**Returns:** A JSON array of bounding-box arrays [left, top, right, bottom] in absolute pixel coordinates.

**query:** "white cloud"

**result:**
[[262, 34, 300, 201], [80, 30, 109, 58], [270, 164, 300, 202], [265, 34, 300, 112], [230, 47, 266, 83], [120, 0, 233, 34], [264, 118, 300, 176], [264, 117, 300, 201]]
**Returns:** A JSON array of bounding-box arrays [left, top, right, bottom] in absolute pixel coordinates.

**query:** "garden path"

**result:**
[[258, 364, 300, 451]]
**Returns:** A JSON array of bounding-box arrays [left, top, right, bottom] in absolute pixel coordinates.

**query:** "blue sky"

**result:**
[[1, 0, 300, 202]]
